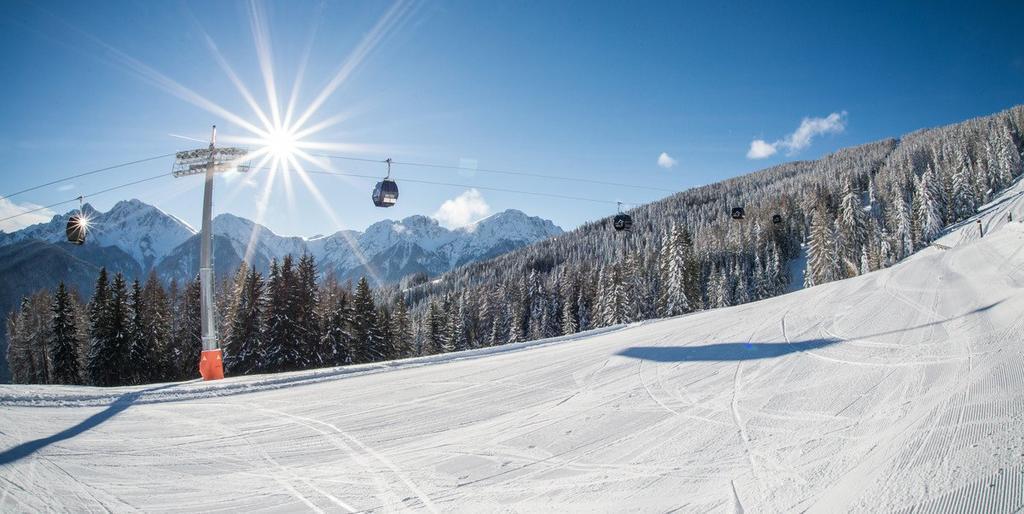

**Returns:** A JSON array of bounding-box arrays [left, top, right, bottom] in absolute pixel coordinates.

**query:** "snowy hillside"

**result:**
[[1, 183, 1021, 511]]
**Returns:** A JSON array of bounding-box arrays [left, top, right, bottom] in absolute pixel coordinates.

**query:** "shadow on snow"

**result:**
[[0, 384, 177, 465], [616, 339, 839, 363]]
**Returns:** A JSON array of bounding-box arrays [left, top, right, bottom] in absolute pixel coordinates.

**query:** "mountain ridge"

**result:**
[[0, 202, 564, 285]]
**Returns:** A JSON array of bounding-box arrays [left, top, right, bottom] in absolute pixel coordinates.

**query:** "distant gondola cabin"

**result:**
[[613, 213, 633, 231], [731, 207, 745, 220], [66, 216, 86, 245]]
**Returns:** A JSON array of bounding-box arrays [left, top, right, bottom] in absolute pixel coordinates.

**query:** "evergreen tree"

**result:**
[[390, 298, 413, 358], [294, 254, 321, 369], [168, 277, 201, 380], [377, 305, 396, 360], [660, 224, 689, 316], [320, 291, 353, 366], [805, 209, 840, 287], [49, 282, 82, 385], [6, 293, 52, 384], [140, 272, 172, 382], [837, 181, 867, 273], [891, 189, 914, 259], [87, 272, 131, 386], [226, 267, 266, 374], [351, 277, 382, 363], [951, 164, 976, 222], [560, 273, 578, 335], [263, 256, 304, 372], [5, 306, 29, 384], [452, 294, 469, 352], [425, 299, 449, 354], [126, 279, 158, 385], [916, 166, 943, 243], [709, 266, 731, 308]]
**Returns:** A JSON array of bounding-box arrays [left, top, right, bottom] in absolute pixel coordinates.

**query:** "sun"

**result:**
[[263, 128, 300, 160]]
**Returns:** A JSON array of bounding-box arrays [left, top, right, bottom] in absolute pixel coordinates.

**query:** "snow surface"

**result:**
[[1, 187, 1023, 511]]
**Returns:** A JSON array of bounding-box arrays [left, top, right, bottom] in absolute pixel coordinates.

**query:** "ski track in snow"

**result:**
[[1, 184, 1024, 512]]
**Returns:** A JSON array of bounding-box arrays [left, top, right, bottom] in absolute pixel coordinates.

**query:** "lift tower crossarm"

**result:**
[[173, 125, 250, 381]]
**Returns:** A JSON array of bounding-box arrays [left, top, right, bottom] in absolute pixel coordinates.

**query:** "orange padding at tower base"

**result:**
[[199, 349, 224, 381]]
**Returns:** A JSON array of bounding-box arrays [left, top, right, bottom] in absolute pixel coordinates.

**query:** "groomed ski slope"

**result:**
[[2, 183, 1023, 512]]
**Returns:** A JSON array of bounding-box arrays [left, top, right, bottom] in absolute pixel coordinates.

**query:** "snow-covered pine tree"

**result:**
[[950, 163, 975, 223], [709, 265, 730, 308], [390, 297, 412, 358], [805, 208, 840, 287], [996, 125, 1021, 185], [425, 299, 446, 355], [560, 272, 578, 335], [837, 181, 866, 274], [661, 224, 689, 316], [48, 282, 81, 385], [451, 294, 469, 352], [890, 188, 914, 260], [916, 166, 943, 244], [508, 279, 526, 343]]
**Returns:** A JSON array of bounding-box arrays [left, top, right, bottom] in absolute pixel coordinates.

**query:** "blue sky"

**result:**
[[1, 0, 1022, 236]]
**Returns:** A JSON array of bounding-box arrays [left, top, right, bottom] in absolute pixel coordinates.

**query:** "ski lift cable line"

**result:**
[[0, 172, 172, 224], [308, 152, 679, 193], [0, 152, 178, 201], [294, 167, 643, 206]]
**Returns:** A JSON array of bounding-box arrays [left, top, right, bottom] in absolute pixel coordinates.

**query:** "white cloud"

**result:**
[[0, 198, 56, 232], [657, 152, 678, 169], [433, 188, 491, 229], [747, 139, 778, 159], [747, 111, 848, 159]]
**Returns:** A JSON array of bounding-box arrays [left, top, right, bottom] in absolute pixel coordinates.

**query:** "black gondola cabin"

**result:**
[[731, 207, 745, 220], [66, 216, 86, 245], [372, 179, 399, 207], [772, 214, 783, 224], [613, 213, 633, 231]]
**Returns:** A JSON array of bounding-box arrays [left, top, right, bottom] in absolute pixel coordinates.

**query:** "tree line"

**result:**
[[4, 254, 415, 386]]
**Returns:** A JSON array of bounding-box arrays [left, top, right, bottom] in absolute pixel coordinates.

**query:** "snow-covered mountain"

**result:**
[[0, 199, 195, 271], [0, 200, 563, 285]]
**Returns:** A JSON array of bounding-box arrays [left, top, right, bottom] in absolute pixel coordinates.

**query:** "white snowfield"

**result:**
[[2, 184, 1023, 513]]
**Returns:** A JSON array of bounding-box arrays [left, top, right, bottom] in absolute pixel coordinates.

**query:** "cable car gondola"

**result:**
[[772, 213, 783, 224], [66, 196, 87, 245], [372, 158, 399, 208], [613, 201, 633, 231], [731, 207, 745, 220]]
